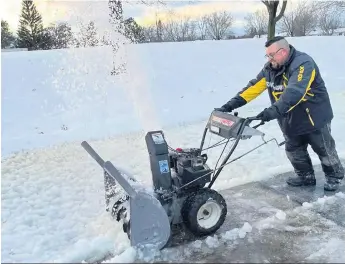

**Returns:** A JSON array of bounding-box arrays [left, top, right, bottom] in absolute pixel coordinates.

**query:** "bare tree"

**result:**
[[140, 16, 163, 43], [317, 5, 343, 35], [161, 10, 197, 42], [294, 1, 319, 36], [163, 11, 181, 41], [244, 9, 268, 37], [277, 0, 299, 37], [314, 1, 345, 12], [278, 11, 297, 36], [197, 15, 208, 40], [148, 11, 164, 42], [319, 12, 342, 35], [278, 0, 318, 36], [183, 19, 197, 41], [204, 11, 234, 40], [155, 16, 164, 42], [262, 0, 287, 40]]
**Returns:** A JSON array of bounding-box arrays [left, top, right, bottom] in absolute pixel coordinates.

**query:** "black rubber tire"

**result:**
[[181, 188, 227, 236]]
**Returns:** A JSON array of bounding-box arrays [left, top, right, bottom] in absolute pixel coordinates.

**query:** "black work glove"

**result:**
[[256, 107, 277, 122], [214, 103, 233, 113]]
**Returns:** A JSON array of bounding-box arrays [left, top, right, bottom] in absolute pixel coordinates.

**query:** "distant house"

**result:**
[[253, 27, 345, 38], [253, 32, 287, 38], [334, 27, 345, 36], [309, 27, 345, 36]]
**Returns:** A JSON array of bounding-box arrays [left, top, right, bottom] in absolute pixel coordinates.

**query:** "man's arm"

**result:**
[[217, 69, 267, 111], [259, 59, 316, 120]]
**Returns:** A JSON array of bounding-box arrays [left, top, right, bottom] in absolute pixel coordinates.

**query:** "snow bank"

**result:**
[[102, 221, 255, 263], [2, 36, 345, 158]]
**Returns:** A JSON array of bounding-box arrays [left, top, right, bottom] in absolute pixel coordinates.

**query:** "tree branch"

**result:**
[[262, 0, 269, 8], [275, 0, 287, 23]]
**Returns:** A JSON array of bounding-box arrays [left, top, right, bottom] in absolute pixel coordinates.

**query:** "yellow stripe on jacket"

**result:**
[[239, 78, 267, 103], [287, 68, 316, 112]]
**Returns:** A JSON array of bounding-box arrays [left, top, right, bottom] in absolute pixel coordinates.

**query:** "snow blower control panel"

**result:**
[[208, 111, 245, 139]]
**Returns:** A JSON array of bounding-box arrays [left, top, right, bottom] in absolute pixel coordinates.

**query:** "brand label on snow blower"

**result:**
[[159, 160, 169, 174], [212, 116, 234, 127], [152, 133, 165, 144]]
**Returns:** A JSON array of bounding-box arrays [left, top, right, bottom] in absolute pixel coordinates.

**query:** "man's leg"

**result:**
[[307, 122, 344, 191], [284, 134, 316, 186]]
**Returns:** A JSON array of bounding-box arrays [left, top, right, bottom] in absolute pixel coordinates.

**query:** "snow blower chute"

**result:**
[[81, 110, 284, 250]]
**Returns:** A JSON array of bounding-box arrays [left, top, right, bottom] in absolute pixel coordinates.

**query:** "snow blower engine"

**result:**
[[81, 110, 283, 250]]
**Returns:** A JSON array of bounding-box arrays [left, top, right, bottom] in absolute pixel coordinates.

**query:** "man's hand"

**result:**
[[214, 103, 233, 113], [256, 107, 277, 122]]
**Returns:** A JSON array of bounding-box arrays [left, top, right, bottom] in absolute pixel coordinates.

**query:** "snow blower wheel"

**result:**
[[81, 110, 285, 250], [182, 189, 227, 236]]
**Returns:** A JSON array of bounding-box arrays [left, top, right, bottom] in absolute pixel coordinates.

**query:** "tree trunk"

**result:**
[[262, 0, 287, 40], [267, 11, 276, 40]]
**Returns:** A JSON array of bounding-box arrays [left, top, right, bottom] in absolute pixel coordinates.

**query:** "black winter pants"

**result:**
[[284, 122, 344, 182]]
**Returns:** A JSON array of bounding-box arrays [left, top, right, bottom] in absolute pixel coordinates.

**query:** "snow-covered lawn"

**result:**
[[1, 36, 345, 262]]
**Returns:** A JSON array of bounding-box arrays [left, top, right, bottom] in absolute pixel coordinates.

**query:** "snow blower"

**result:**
[[81, 110, 284, 250]]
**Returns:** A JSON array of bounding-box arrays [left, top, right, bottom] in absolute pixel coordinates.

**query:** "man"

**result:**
[[215, 36, 344, 191]]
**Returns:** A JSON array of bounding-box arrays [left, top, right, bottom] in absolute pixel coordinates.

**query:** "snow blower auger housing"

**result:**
[[81, 110, 284, 250]]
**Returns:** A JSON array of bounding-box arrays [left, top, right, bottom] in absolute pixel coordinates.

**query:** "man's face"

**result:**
[[265, 44, 287, 69]]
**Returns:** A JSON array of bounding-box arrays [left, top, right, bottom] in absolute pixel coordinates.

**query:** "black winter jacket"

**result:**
[[226, 45, 334, 136]]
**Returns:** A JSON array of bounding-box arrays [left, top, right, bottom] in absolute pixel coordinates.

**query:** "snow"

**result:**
[[1, 36, 345, 263], [253, 192, 345, 263], [294, 194, 345, 263], [274, 210, 286, 220], [221, 222, 253, 240], [103, 247, 137, 263], [305, 238, 345, 263]]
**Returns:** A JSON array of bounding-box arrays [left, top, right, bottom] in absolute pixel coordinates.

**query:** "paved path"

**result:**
[[137, 162, 345, 263]]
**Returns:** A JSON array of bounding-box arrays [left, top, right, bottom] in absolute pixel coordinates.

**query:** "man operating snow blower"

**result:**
[[215, 36, 344, 192]]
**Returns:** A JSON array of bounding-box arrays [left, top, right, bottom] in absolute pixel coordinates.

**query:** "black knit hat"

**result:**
[[265, 36, 286, 47]]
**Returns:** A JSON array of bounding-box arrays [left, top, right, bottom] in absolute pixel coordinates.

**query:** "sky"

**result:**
[[2, 0, 322, 38], [1, 0, 268, 36]]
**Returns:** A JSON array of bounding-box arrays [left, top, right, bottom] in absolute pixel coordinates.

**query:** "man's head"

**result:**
[[265, 36, 290, 69]]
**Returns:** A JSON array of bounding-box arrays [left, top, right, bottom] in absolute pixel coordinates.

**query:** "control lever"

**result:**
[[252, 121, 265, 129]]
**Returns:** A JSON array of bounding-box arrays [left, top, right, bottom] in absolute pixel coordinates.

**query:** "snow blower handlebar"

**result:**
[[204, 112, 265, 188], [248, 117, 265, 128], [200, 111, 265, 150], [200, 111, 286, 189]]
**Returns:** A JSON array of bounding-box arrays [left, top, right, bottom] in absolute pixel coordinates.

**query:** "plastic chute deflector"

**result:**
[[145, 131, 173, 192]]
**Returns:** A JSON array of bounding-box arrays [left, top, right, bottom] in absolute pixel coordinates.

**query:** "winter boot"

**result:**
[[324, 178, 341, 191], [286, 174, 316, 186]]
